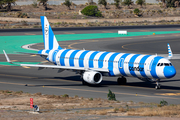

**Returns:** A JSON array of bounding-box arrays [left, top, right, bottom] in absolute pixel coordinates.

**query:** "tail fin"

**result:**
[[167, 43, 173, 59], [40, 16, 62, 50]]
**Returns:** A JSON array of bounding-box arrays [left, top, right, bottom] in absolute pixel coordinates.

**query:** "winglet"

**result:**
[[167, 43, 173, 59], [3, 50, 12, 64]]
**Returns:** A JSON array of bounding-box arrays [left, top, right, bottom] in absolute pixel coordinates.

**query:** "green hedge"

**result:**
[[81, 5, 102, 17]]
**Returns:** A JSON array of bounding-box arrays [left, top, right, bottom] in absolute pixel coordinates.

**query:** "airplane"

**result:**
[[3, 16, 176, 89]]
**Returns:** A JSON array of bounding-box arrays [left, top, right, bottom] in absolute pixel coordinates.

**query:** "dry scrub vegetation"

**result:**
[[1, 4, 180, 29], [0, 90, 180, 119]]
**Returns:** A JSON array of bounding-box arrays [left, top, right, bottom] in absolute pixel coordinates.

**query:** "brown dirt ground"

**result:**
[[1, 4, 180, 19], [0, 90, 180, 120]]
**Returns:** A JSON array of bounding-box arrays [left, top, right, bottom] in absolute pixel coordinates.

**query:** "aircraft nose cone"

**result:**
[[164, 66, 176, 78]]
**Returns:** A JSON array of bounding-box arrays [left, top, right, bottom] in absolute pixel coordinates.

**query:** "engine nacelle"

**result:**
[[83, 71, 103, 84]]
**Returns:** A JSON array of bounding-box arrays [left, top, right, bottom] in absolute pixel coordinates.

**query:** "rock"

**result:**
[[79, 10, 82, 15]]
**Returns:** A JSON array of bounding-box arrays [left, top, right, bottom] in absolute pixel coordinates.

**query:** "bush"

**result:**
[[114, 0, 120, 9], [107, 89, 116, 101], [63, 0, 71, 10], [62, 94, 69, 98], [32, 1, 38, 8], [160, 99, 168, 106], [17, 12, 28, 18], [134, 8, 140, 15], [136, 0, 145, 7], [123, 0, 133, 7], [166, 0, 176, 8], [98, 0, 107, 9], [81, 5, 102, 17]]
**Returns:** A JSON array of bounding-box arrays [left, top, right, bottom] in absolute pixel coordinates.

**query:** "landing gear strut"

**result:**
[[117, 76, 127, 85], [155, 80, 161, 89]]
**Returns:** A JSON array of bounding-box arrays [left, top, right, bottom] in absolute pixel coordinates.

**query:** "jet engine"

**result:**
[[83, 71, 102, 84]]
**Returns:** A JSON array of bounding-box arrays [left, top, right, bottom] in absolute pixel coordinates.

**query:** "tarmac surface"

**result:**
[[0, 27, 180, 105]]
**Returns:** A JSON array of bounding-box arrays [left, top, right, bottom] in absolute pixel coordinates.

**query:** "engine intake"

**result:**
[[83, 71, 102, 84]]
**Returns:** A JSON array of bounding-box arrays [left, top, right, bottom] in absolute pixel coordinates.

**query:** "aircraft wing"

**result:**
[[20, 64, 109, 72], [16, 52, 48, 56], [3, 50, 109, 73]]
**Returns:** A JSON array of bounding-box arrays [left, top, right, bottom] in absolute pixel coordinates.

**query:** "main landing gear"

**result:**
[[155, 80, 161, 90], [117, 76, 127, 85]]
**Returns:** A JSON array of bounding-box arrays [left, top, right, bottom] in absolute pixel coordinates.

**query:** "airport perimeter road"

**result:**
[[0, 27, 180, 104]]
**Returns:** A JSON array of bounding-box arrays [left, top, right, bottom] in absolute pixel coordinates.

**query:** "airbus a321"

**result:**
[[3, 16, 176, 89]]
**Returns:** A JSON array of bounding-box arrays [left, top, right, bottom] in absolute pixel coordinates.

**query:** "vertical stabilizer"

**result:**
[[40, 16, 62, 50]]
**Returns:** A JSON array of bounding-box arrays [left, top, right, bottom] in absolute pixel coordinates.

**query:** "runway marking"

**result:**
[[57, 45, 69, 46], [0, 81, 25, 86], [0, 81, 179, 100], [0, 73, 180, 92], [68, 41, 99, 49], [30, 55, 37, 57], [67, 38, 133, 49], [122, 39, 180, 52], [155, 93, 180, 96], [0, 74, 37, 79], [11, 60, 17, 62], [121, 85, 180, 92], [22, 66, 30, 68], [0, 73, 80, 83]]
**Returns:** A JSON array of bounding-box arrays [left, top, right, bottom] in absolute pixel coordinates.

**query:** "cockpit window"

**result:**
[[164, 63, 170, 66], [157, 63, 172, 66]]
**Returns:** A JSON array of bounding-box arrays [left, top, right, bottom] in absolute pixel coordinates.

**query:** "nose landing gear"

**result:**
[[155, 80, 161, 89]]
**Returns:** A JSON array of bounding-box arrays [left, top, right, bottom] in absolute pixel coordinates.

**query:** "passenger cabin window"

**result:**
[[157, 63, 172, 66]]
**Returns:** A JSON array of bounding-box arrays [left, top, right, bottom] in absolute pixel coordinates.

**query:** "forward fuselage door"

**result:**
[[119, 58, 124, 69], [148, 58, 154, 71]]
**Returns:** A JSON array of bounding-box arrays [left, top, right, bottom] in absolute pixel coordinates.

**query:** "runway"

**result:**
[[0, 27, 180, 104]]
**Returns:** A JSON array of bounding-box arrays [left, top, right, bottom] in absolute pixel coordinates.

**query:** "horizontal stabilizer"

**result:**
[[3, 50, 12, 64]]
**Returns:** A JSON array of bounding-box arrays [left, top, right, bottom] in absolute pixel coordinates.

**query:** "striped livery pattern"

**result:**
[[2, 16, 176, 88], [37, 16, 176, 82], [38, 48, 175, 79]]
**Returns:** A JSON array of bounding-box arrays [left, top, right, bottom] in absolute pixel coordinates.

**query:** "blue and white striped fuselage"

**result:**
[[39, 49, 176, 80]]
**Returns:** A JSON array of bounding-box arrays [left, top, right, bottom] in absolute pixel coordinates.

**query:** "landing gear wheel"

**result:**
[[117, 76, 127, 85], [155, 84, 161, 90]]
